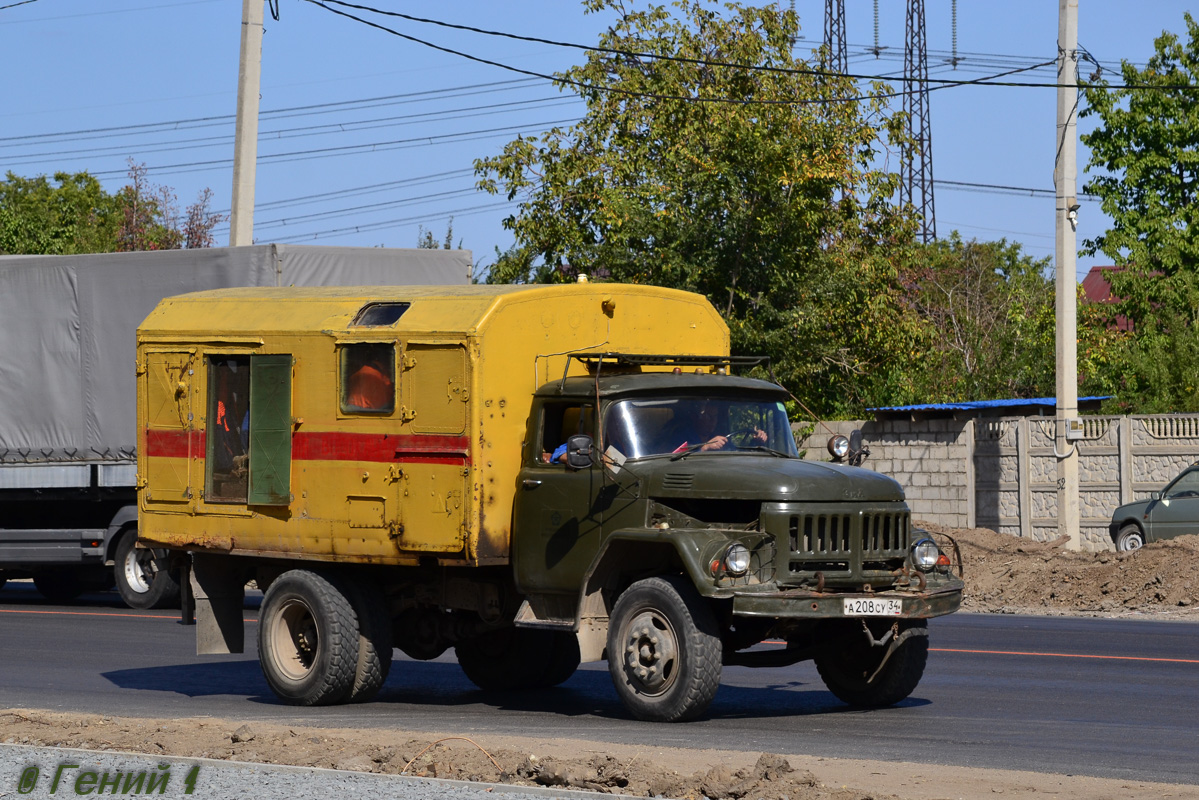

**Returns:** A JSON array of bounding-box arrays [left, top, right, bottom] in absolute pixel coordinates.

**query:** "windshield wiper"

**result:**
[[732, 445, 791, 458], [669, 443, 708, 461]]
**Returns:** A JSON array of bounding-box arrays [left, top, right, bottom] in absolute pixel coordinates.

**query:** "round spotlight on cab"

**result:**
[[827, 435, 850, 460], [911, 538, 941, 572], [724, 543, 751, 577]]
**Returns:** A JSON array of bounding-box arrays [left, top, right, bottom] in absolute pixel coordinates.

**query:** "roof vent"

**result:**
[[352, 302, 410, 327]]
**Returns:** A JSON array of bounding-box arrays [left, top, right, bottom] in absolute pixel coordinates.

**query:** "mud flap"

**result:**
[[191, 553, 246, 654]]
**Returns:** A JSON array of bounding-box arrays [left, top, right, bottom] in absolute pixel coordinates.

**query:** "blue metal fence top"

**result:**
[[869, 396, 1113, 419]]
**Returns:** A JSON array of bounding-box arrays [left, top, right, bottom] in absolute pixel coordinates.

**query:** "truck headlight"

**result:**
[[724, 543, 751, 576], [827, 435, 849, 460], [911, 538, 940, 572]]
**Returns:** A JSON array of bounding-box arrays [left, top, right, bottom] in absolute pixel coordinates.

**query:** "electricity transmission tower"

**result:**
[[823, 0, 847, 73], [902, 0, 936, 242]]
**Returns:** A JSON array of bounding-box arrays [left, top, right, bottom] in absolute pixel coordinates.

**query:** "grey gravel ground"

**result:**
[[0, 744, 631, 800]]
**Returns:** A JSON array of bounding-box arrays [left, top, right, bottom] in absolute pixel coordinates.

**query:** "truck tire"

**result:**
[[342, 579, 393, 703], [815, 620, 928, 708], [606, 576, 722, 722], [455, 628, 578, 691], [114, 532, 180, 610], [540, 631, 581, 688], [33, 570, 84, 603], [258, 570, 358, 706]]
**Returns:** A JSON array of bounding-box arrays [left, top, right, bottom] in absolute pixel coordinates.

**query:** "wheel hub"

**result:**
[[123, 548, 156, 594], [621, 611, 678, 695], [272, 599, 319, 680]]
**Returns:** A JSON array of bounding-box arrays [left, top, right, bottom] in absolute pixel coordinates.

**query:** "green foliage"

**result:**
[[900, 234, 1057, 401], [1079, 13, 1199, 412], [0, 171, 121, 255], [0, 162, 223, 255], [476, 0, 921, 417], [416, 217, 460, 249]]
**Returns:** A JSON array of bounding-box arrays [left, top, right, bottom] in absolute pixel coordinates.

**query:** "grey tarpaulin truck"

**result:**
[[0, 244, 470, 607]]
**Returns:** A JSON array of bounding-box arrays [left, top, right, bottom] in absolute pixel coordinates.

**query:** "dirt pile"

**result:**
[[924, 523, 1199, 617], [0, 711, 894, 800]]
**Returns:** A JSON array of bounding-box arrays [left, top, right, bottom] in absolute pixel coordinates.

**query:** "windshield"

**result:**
[[603, 396, 799, 459]]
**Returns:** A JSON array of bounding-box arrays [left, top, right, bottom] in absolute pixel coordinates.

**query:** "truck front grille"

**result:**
[[783, 509, 910, 580]]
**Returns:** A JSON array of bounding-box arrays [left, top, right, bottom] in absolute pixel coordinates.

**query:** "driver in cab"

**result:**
[[666, 399, 767, 454]]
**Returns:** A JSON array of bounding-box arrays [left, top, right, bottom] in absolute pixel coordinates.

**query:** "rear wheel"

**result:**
[[1115, 524, 1145, 552], [258, 570, 358, 706], [342, 579, 392, 703], [606, 576, 722, 722], [815, 619, 928, 708], [114, 531, 180, 610], [33, 570, 84, 603]]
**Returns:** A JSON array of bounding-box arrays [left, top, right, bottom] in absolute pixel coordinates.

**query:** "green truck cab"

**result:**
[[509, 354, 963, 721]]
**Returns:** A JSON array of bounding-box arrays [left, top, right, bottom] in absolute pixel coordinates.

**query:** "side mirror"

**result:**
[[848, 429, 870, 467], [566, 434, 594, 469]]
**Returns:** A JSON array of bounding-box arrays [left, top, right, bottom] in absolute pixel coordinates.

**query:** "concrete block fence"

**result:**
[[797, 415, 1199, 551]]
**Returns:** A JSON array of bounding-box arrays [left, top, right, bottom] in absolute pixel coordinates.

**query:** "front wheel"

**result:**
[[606, 576, 722, 722], [258, 570, 358, 706], [815, 619, 928, 708], [114, 532, 180, 610], [1115, 524, 1145, 552]]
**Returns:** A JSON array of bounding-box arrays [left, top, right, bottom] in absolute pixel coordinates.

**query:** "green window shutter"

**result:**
[[248, 354, 293, 506]]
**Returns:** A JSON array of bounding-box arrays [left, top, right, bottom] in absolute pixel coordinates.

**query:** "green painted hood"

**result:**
[[639, 455, 905, 503]]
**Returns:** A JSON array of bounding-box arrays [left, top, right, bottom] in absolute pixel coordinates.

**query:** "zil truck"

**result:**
[[136, 282, 963, 721], [0, 245, 469, 608]]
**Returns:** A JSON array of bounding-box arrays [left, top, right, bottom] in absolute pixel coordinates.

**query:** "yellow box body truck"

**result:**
[[137, 283, 961, 722]]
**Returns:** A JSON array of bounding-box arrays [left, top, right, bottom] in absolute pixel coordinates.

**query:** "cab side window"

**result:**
[[539, 403, 593, 464], [340, 343, 395, 414]]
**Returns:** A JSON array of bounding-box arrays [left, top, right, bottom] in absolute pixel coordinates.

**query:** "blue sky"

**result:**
[[1, 1, 1193, 280]]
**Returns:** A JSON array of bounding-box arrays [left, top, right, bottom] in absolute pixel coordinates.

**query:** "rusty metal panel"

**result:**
[[403, 343, 468, 435], [142, 351, 194, 506]]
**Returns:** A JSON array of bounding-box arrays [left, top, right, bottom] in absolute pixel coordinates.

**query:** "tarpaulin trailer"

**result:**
[[0, 244, 469, 607]]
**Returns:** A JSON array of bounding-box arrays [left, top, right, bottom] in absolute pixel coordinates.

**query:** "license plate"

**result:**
[[842, 597, 902, 616]]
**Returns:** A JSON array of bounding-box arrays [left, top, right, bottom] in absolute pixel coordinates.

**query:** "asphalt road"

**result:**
[[1, 580, 1197, 786]]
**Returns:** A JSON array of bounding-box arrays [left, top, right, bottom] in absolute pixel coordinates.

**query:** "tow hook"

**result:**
[[861, 621, 929, 683]]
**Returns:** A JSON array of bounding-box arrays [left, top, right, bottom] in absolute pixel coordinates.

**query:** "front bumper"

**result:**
[[731, 574, 963, 620]]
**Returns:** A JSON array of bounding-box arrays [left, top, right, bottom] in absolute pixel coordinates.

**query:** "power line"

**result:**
[[1, 96, 580, 164], [86, 118, 579, 179], [935, 179, 1100, 201], [0, 0, 40, 10], [220, 186, 482, 234], [306, 0, 1199, 93], [220, 168, 475, 215], [0, 78, 542, 145], [271, 200, 515, 244]]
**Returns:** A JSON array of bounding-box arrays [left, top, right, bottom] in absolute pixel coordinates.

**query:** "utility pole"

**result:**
[[230, 0, 264, 246], [1055, 0, 1081, 550]]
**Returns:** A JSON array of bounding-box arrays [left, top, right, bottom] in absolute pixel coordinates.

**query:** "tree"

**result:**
[[1079, 13, 1199, 412], [116, 161, 224, 251], [416, 217, 459, 249], [0, 161, 223, 255], [1080, 13, 1199, 327], [901, 235, 1056, 401], [0, 171, 121, 255], [476, 0, 924, 416]]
